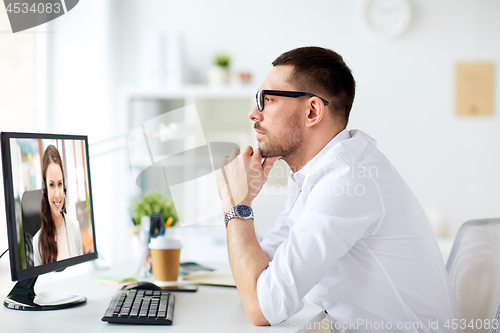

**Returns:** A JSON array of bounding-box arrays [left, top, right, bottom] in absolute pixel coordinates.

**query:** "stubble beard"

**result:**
[[257, 109, 304, 159]]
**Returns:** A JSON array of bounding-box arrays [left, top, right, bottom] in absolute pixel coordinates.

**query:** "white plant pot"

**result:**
[[208, 66, 230, 86]]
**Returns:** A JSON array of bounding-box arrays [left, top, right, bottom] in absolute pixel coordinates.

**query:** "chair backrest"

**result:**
[[446, 219, 500, 333], [21, 189, 43, 237]]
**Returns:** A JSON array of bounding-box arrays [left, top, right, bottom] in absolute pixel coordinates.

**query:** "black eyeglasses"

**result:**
[[256, 89, 329, 112]]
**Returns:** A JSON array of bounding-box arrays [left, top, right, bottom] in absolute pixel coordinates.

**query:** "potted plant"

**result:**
[[129, 191, 179, 276], [130, 191, 178, 233], [208, 53, 231, 86]]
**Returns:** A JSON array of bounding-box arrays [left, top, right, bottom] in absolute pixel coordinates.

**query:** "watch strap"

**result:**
[[224, 208, 237, 225], [224, 205, 254, 228]]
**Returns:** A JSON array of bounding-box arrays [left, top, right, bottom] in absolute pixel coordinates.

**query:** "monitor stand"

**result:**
[[4, 276, 86, 311]]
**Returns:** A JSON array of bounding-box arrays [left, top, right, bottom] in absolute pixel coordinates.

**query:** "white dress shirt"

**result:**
[[257, 129, 461, 332]]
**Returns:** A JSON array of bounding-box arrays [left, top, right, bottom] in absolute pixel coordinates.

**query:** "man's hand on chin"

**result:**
[[216, 146, 280, 211]]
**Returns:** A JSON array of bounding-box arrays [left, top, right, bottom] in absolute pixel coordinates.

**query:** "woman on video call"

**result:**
[[33, 145, 84, 266]]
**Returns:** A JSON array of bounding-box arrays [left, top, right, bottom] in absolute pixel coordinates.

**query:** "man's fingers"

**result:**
[[242, 146, 254, 156], [262, 156, 281, 178], [219, 155, 229, 169], [230, 147, 241, 158], [223, 147, 241, 165], [219, 146, 241, 168], [251, 148, 263, 170], [253, 147, 262, 160]]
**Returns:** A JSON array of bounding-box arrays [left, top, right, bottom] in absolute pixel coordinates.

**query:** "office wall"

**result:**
[[0, 8, 37, 274], [114, 0, 500, 236], [42, 1, 131, 263]]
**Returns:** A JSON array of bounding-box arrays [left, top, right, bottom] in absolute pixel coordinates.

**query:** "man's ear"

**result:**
[[305, 97, 326, 128]]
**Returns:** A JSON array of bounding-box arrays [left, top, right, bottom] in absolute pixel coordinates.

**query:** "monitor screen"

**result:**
[[1, 132, 97, 282]]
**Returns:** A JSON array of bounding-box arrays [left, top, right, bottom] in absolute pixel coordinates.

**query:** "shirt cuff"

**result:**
[[257, 267, 288, 325]]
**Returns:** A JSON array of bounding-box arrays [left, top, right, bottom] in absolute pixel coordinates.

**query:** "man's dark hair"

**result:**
[[272, 46, 355, 127]]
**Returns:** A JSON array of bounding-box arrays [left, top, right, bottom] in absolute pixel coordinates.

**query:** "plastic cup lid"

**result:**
[[149, 237, 182, 250]]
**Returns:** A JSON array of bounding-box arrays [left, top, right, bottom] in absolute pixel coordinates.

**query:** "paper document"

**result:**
[[182, 269, 235, 287]]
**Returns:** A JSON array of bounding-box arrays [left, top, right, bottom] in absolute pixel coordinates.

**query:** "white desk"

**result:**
[[0, 263, 324, 333]]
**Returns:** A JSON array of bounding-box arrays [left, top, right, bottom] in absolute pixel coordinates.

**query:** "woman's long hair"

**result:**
[[39, 145, 65, 265]]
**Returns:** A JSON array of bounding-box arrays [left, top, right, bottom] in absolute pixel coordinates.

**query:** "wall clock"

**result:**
[[361, 0, 412, 39]]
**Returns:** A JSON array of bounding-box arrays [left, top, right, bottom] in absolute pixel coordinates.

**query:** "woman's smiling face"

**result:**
[[45, 162, 64, 219]]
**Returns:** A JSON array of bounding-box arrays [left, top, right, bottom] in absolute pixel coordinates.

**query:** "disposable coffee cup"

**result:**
[[148, 237, 182, 283]]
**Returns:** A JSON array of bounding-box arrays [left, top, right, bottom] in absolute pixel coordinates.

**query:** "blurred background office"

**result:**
[[1, 0, 499, 272]]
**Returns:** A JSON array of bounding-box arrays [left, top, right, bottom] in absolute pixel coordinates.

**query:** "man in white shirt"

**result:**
[[216, 46, 461, 332]]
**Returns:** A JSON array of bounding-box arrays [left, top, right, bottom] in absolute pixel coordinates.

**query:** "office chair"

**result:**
[[446, 218, 500, 333], [21, 189, 43, 268]]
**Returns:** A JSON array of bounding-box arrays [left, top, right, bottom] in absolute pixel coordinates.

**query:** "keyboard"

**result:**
[[101, 289, 175, 325]]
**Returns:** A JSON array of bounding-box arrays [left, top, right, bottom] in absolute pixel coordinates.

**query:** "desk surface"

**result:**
[[0, 262, 324, 333]]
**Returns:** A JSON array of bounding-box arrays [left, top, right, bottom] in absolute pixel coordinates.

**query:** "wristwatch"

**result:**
[[224, 204, 254, 227]]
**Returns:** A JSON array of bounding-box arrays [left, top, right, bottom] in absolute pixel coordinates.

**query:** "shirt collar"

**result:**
[[289, 129, 351, 190]]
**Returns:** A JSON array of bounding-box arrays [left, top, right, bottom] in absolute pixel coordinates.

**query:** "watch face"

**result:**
[[236, 205, 252, 219]]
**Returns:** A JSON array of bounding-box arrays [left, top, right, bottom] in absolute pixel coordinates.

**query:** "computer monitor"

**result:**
[[1, 132, 98, 310]]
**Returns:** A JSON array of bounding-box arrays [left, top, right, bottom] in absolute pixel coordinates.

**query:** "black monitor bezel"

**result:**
[[1, 131, 98, 281]]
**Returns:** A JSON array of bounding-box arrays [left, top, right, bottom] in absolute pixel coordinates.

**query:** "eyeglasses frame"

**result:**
[[256, 89, 329, 112]]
